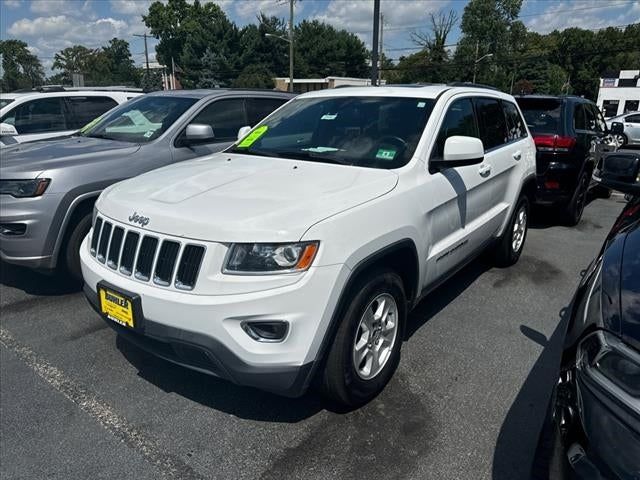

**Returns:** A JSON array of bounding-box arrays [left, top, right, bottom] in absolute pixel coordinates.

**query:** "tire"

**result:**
[[614, 133, 628, 148], [61, 213, 92, 282], [564, 171, 589, 226], [320, 269, 406, 408], [591, 184, 612, 199], [493, 195, 529, 267]]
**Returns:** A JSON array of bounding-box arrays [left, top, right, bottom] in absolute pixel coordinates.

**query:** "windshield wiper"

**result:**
[[84, 133, 114, 141], [228, 147, 281, 158], [270, 149, 352, 165]]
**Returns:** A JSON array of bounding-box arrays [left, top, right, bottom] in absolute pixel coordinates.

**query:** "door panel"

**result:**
[[422, 97, 496, 286]]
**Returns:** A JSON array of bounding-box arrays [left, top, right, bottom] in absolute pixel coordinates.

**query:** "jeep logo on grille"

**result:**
[[128, 212, 150, 227]]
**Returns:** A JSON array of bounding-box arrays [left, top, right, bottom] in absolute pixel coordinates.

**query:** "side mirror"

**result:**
[[0, 123, 18, 136], [237, 125, 252, 141], [595, 151, 640, 195], [181, 123, 214, 146], [610, 122, 624, 135], [432, 136, 484, 171]]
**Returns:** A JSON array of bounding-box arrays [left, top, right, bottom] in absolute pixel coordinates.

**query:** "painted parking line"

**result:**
[[0, 328, 205, 480]]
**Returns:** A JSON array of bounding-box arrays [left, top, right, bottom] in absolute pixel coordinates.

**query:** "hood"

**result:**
[[98, 153, 398, 242], [0, 136, 141, 178]]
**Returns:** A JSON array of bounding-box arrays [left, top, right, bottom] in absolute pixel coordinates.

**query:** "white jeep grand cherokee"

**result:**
[[81, 85, 536, 407]]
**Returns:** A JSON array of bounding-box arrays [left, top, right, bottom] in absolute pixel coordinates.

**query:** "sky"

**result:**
[[1, 0, 638, 75]]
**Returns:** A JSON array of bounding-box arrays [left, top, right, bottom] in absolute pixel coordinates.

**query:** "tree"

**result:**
[[144, 0, 240, 87], [102, 38, 138, 85], [52, 45, 112, 85], [232, 64, 275, 89], [0, 39, 45, 91]]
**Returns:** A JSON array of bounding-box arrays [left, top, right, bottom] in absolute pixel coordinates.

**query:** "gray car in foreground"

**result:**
[[0, 89, 293, 278]]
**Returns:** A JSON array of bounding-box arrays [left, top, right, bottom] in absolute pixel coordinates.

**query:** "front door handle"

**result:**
[[513, 150, 522, 161], [478, 164, 492, 177]]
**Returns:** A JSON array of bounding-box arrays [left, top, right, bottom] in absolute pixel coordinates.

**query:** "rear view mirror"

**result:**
[[0, 123, 18, 136], [610, 122, 624, 135], [595, 151, 640, 195], [237, 126, 252, 141], [431, 136, 484, 171], [182, 123, 214, 146]]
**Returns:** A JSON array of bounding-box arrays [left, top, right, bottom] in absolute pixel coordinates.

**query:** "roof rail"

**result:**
[[447, 82, 500, 91]]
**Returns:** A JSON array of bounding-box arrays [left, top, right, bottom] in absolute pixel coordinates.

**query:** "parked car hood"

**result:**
[[0, 136, 141, 178], [97, 153, 399, 243]]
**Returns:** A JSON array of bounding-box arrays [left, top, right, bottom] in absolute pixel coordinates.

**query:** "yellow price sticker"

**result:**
[[237, 125, 268, 148], [79, 114, 103, 134]]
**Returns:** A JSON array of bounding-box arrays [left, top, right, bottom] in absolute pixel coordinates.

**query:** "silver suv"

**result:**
[[0, 89, 293, 278]]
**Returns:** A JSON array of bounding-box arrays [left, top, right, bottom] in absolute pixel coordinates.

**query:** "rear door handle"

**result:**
[[513, 150, 522, 161], [478, 164, 492, 177]]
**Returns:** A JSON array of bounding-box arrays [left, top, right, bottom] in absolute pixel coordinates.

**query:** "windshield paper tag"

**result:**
[[321, 114, 337, 120], [237, 125, 268, 148], [417, 101, 426, 108], [376, 149, 396, 160]]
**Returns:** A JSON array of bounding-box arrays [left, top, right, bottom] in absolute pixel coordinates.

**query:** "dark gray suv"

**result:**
[[0, 89, 293, 278]]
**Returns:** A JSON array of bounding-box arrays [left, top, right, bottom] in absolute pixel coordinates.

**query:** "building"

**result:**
[[596, 69, 640, 118], [274, 76, 384, 93]]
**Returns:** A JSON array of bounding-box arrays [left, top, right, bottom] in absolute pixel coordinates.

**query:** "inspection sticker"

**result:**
[[321, 114, 338, 120], [376, 149, 396, 160], [417, 101, 426, 108], [237, 125, 268, 147]]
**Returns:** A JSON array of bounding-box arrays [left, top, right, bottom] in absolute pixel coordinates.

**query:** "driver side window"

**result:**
[[431, 98, 479, 159]]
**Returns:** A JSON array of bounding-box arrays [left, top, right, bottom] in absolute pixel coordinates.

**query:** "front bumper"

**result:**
[[80, 235, 348, 397], [0, 193, 62, 270], [84, 283, 313, 396]]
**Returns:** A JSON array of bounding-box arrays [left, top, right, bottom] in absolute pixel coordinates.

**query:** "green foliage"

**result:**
[[0, 39, 45, 92], [232, 64, 275, 89], [50, 39, 138, 87]]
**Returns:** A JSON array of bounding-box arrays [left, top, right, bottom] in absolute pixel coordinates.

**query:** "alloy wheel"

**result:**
[[352, 293, 399, 380]]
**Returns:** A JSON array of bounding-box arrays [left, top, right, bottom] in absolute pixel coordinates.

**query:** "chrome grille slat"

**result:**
[[175, 245, 205, 291], [134, 236, 158, 281], [107, 227, 124, 270], [90, 217, 103, 256], [153, 241, 180, 286], [92, 216, 205, 290], [96, 222, 112, 263], [119, 231, 139, 276]]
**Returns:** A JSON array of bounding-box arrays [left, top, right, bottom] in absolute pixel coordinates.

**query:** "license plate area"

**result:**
[[97, 281, 143, 331]]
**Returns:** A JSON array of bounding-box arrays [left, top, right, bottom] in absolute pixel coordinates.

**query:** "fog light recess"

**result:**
[[242, 321, 289, 342]]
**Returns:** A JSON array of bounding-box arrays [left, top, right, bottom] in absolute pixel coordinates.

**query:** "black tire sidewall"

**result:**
[[566, 171, 589, 225], [64, 214, 92, 281], [495, 196, 529, 267], [324, 270, 406, 407]]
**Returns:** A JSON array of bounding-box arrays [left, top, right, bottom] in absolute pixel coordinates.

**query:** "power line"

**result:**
[[384, 22, 640, 53]]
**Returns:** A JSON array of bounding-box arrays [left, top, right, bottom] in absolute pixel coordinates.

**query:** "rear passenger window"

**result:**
[[432, 98, 478, 159], [503, 101, 527, 140], [3, 98, 67, 134], [246, 98, 287, 126], [474, 98, 508, 150], [66, 96, 118, 129], [573, 104, 586, 131], [191, 98, 247, 140], [627, 114, 640, 123]]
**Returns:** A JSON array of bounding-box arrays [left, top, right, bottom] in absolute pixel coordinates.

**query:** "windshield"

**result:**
[[0, 98, 15, 110], [81, 95, 197, 143], [516, 98, 562, 135], [228, 96, 435, 169]]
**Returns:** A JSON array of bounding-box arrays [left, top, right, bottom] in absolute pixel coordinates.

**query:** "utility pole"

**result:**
[[133, 33, 150, 74], [378, 14, 384, 85], [473, 40, 479, 83], [371, 0, 380, 86], [288, 0, 294, 93]]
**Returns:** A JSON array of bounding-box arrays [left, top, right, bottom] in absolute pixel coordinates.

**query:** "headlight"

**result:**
[[224, 242, 319, 274], [0, 179, 50, 198]]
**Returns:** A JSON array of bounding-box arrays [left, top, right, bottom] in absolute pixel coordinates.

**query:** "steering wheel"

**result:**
[[377, 135, 408, 152]]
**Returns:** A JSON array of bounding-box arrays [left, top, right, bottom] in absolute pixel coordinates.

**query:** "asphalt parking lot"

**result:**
[[0, 195, 626, 480]]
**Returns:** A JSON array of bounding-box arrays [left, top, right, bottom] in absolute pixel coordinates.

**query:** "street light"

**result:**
[[473, 53, 493, 83], [265, 0, 294, 93]]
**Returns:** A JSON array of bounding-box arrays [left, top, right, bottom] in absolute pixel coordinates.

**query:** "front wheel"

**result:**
[[61, 213, 92, 282], [320, 270, 406, 408], [493, 195, 529, 267]]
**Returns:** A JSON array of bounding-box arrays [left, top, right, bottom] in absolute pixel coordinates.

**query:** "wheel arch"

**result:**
[[305, 239, 420, 391]]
